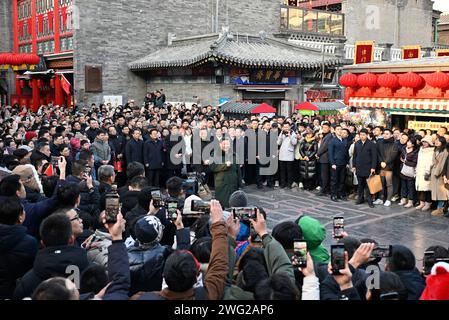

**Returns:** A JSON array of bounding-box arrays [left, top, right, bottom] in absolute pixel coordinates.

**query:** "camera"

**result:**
[[190, 199, 211, 214], [293, 239, 307, 268], [331, 244, 346, 275], [51, 156, 61, 168], [333, 216, 344, 239], [423, 251, 449, 275], [105, 185, 120, 224], [84, 166, 92, 176], [232, 207, 257, 221], [371, 245, 392, 259]]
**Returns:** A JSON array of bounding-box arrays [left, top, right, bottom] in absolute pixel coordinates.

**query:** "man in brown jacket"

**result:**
[[136, 200, 229, 300]]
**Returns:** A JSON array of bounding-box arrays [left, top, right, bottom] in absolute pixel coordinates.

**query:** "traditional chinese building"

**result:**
[[0, 0, 73, 110], [129, 32, 344, 113], [340, 56, 449, 130]]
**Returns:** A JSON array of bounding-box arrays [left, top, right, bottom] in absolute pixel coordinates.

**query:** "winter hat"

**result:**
[[297, 215, 330, 263], [25, 131, 37, 142], [420, 262, 449, 300], [229, 190, 248, 208], [18, 145, 33, 153], [12, 164, 43, 193], [134, 215, 163, 246]]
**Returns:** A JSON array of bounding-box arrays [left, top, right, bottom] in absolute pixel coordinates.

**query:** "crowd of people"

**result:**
[[0, 95, 449, 301]]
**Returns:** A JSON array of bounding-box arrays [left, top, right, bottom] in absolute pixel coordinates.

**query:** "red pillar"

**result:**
[[55, 75, 64, 106], [54, 0, 61, 53], [31, 0, 37, 54], [31, 79, 40, 112], [12, 0, 18, 53]]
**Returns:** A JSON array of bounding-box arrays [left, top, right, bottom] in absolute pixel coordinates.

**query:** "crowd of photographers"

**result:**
[[0, 98, 449, 301]]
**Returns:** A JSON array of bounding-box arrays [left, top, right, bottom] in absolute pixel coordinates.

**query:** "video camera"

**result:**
[[182, 172, 207, 197]]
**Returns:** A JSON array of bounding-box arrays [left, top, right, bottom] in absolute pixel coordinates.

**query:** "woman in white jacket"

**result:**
[[415, 136, 435, 211]]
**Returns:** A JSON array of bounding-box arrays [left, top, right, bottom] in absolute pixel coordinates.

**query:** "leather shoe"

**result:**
[[331, 196, 339, 202], [355, 200, 365, 205]]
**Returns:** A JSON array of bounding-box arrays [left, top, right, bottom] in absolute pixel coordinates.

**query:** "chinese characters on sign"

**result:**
[[436, 49, 449, 57], [402, 46, 421, 60], [354, 41, 374, 64]]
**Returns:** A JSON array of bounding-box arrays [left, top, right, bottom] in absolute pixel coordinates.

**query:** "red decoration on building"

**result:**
[[395, 72, 423, 97], [61, 6, 67, 28], [19, 21, 24, 37], [50, 78, 55, 88], [38, 14, 44, 33], [374, 73, 399, 97], [48, 11, 53, 31], [27, 18, 32, 34], [357, 73, 378, 87], [37, 80, 43, 89], [339, 73, 358, 87], [427, 71, 449, 89], [19, 80, 25, 88]]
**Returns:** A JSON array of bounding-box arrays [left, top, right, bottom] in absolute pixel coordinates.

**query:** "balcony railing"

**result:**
[[280, 5, 344, 37]]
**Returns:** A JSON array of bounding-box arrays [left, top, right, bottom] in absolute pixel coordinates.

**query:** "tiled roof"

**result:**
[[129, 33, 343, 70], [313, 101, 347, 110], [219, 101, 259, 114]]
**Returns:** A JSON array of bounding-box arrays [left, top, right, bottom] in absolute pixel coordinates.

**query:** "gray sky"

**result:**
[[433, 0, 449, 12]]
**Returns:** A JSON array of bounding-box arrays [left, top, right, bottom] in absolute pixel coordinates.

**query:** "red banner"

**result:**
[[436, 49, 449, 57], [354, 41, 374, 64], [19, 21, 23, 37], [48, 11, 53, 31], [61, 7, 67, 28], [38, 14, 44, 33], [402, 46, 421, 60], [61, 74, 71, 95], [27, 18, 32, 35]]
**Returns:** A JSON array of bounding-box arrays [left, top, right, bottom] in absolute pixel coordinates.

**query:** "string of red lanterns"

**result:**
[[0, 53, 40, 69]]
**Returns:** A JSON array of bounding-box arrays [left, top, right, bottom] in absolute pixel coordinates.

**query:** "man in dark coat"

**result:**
[[164, 125, 184, 181], [143, 128, 164, 187], [352, 128, 377, 208], [0, 197, 38, 299], [328, 126, 349, 202], [210, 139, 241, 208], [13, 214, 89, 300], [125, 129, 144, 165], [316, 122, 333, 196], [376, 129, 399, 206]]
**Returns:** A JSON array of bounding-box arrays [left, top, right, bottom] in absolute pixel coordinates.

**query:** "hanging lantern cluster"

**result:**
[[0, 53, 40, 71]]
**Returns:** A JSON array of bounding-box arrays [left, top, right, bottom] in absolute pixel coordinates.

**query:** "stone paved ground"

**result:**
[[243, 185, 449, 267]]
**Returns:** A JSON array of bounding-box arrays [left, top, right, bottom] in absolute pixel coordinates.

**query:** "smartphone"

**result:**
[[51, 156, 60, 167], [293, 240, 307, 268], [232, 207, 257, 221], [333, 217, 344, 239], [371, 245, 393, 259], [84, 166, 92, 176], [151, 190, 163, 208], [105, 195, 120, 224], [191, 200, 211, 214], [331, 245, 346, 275], [166, 200, 178, 222]]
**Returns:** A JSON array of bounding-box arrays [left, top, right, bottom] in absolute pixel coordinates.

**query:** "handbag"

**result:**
[[367, 174, 383, 195], [400, 164, 415, 178]]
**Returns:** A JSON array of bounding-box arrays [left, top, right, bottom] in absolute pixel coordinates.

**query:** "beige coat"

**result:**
[[431, 148, 449, 201], [415, 147, 434, 192]]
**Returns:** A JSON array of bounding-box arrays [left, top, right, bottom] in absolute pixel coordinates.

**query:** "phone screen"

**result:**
[[333, 217, 344, 239], [371, 245, 392, 259], [151, 190, 162, 207], [167, 201, 178, 220], [293, 240, 307, 267], [105, 197, 120, 223], [331, 245, 345, 274]]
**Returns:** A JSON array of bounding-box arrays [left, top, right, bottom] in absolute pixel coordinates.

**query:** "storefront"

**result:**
[[340, 56, 449, 130]]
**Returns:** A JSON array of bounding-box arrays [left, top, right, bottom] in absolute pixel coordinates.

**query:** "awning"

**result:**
[[236, 85, 291, 92], [251, 103, 276, 114], [313, 101, 347, 111], [348, 97, 449, 112], [23, 69, 54, 75], [220, 101, 259, 114], [295, 102, 318, 111]]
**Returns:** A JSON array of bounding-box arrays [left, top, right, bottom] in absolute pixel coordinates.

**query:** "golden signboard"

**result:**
[[408, 121, 449, 130]]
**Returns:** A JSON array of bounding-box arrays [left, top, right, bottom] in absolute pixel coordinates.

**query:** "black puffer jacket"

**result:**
[[0, 224, 38, 299], [13, 245, 89, 300], [299, 136, 318, 180], [377, 137, 399, 171], [120, 190, 140, 217]]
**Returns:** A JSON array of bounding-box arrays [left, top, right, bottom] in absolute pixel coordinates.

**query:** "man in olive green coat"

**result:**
[[210, 139, 241, 208]]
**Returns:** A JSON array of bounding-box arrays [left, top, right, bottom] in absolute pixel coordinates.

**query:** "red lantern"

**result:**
[[0, 53, 6, 65], [357, 73, 378, 88], [426, 71, 449, 89], [339, 73, 358, 87], [398, 72, 422, 88], [30, 54, 40, 65], [377, 73, 399, 88]]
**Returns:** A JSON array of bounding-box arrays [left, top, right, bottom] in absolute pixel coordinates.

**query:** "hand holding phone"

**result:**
[[293, 239, 308, 268], [333, 217, 344, 239], [330, 245, 346, 275]]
